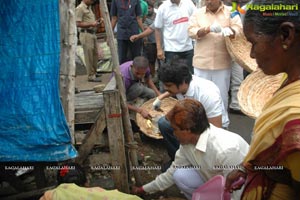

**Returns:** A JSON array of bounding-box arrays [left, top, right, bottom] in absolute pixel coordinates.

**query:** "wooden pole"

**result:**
[[104, 90, 129, 192], [99, 0, 142, 186], [59, 0, 76, 143]]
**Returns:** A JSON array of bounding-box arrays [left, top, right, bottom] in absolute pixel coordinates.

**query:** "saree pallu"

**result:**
[[242, 80, 300, 200]]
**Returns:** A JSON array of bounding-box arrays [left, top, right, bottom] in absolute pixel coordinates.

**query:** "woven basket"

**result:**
[[136, 97, 177, 139], [225, 34, 257, 72], [237, 69, 285, 118]]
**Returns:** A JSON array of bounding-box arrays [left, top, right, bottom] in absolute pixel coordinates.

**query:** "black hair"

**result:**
[[244, 0, 300, 36], [57, 162, 87, 186], [132, 56, 149, 69], [147, 0, 154, 8], [158, 57, 192, 87], [157, 0, 164, 7]]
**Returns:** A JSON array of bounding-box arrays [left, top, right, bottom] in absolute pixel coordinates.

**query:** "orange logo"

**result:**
[[231, 2, 246, 18]]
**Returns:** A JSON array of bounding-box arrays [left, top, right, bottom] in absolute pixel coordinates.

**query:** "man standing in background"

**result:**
[[76, 0, 102, 82], [140, 0, 149, 22], [110, 0, 144, 64], [188, 0, 242, 115], [154, 0, 196, 74]]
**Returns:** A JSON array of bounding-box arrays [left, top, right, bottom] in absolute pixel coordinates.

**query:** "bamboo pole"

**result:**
[[99, 0, 142, 186], [59, 0, 76, 143]]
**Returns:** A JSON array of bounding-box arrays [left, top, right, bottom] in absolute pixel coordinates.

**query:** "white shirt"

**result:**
[[154, 0, 196, 52], [176, 75, 229, 127], [143, 124, 249, 199]]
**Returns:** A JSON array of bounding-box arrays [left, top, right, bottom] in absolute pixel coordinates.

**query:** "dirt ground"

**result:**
[[82, 131, 186, 200], [74, 71, 186, 199]]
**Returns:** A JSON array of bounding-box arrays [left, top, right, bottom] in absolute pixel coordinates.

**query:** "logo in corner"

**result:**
[[231, 2, 246, 18]]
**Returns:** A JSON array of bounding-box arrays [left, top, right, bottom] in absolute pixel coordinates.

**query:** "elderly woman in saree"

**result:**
[[225, 0, 300, 199]]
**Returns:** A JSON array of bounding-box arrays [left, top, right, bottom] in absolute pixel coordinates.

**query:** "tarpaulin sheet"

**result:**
[[0, 0, 77, 161]]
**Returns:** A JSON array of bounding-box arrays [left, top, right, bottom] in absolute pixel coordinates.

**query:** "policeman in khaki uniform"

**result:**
[[76, 0, 102, 82]]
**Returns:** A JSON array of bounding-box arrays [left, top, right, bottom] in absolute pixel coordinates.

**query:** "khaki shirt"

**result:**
[[188, 4, 242, 70], [75, 2, 96, 30]]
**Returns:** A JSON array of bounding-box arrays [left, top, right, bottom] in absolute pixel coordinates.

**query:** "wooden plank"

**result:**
[[103, 90, 129, 193], [59, 0, 76, 143], [74, 76, 115, 114], [75, 96, 104, 104], [75, 108, 107, 165], [100, 0, 142, 186], [75, 101, 104, 111], [74, 92, 104, 111], [103, 76, 117, 91], [75, 110, 100, 124], [75, 91, 100, 97]]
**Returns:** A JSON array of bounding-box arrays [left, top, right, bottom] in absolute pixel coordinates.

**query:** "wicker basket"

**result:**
[[225, 34, 258, 72], [237, 69, 285, 118], [136, 97, 178, 139]]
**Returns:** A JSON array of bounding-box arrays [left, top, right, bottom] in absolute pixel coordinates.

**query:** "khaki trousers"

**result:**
[[79, 32, 98, 79]]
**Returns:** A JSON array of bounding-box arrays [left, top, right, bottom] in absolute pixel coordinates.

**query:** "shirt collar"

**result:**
[[195, 125, 211, 153], [129, 65, 143, 81], [81, 1, 90, 9], [184, 75, 195, 98], [129, 67, 136, 80]]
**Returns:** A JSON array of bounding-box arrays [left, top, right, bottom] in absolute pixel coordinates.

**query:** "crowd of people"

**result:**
[[72, 0, 300, 199]]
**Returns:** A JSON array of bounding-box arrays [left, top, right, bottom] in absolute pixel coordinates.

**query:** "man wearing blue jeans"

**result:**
[[152, 59, 229, 169]]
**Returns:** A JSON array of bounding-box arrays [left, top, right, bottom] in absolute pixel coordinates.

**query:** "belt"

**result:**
[[80, 29, 96, 34]]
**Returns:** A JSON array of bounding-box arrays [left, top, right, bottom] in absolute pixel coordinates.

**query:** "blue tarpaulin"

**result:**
[[0, 0, 77, 161]]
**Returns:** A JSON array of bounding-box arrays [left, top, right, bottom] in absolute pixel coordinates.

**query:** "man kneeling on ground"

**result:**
[[133, 98, 249, 200]]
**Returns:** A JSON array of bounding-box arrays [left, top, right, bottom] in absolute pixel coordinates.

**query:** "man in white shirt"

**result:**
[[154, 0, 196, 73], [152, 59, 229, 166], [133, 98, 249, 199]]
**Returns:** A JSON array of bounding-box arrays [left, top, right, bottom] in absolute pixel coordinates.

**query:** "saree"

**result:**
[[242, 80, 300, 200]]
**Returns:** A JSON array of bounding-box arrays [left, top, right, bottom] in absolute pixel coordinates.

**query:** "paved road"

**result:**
[[228, 112, 255, 144]]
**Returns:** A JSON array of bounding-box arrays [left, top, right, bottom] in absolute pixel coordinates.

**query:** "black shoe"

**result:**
[[96, 73, 102, 77], [229, 108, 245, 115]]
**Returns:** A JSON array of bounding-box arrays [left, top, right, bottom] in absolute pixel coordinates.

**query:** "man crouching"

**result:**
[[133, 98, 249, 199]]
